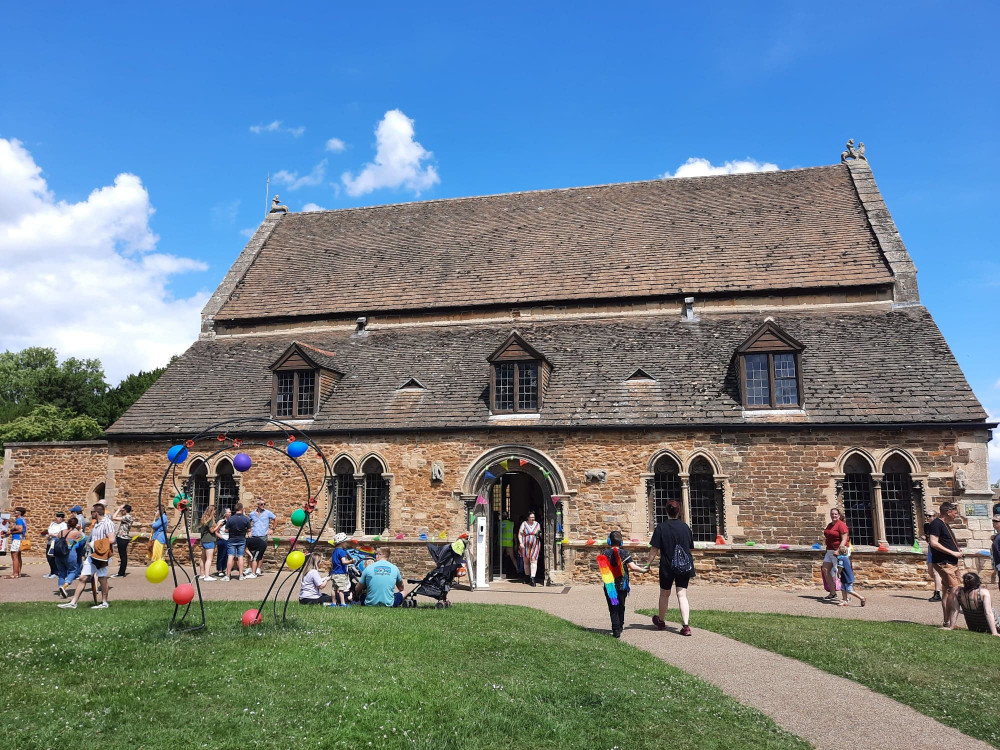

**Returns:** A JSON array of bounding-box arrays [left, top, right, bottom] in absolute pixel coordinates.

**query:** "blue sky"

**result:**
[[0, 2, 997, 473]]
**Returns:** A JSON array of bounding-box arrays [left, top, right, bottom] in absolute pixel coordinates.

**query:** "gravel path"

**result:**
[[2, 567, 990, 749]]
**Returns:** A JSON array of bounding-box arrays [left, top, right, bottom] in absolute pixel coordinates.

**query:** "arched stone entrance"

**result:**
[[462, 446, 568, 585]]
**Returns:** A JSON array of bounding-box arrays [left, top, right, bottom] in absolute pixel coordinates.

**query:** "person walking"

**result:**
[[53, 517, 83, 597], [821, 508, 850, 601], [956, 572, 999, 636], [927, 501, 964, 629], [4, 507, 27, 579], [212, 508, 231, 577], [150, 508, 169, 562], [44, 511, 68, 579], [196, 505, 217, 582], [924, 512, 943, 602], [836, 544, 866, 607], [518, 512, 542, 586], [298, 552, 334, 605], [599, 530, 649, 637], [246, 499, 276, 579], [223, 503, 251, 581], [58, 504, 115, 609], [646, 500, 695, 636], [110, 504, 136, 578]]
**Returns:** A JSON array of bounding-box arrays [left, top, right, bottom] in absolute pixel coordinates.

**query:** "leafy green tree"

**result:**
[[0, 405, 102, 444], [0, 348, 108, 418], [98, 366, 167, 426]]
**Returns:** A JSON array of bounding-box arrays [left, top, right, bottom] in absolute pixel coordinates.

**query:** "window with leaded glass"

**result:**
[[882, 455, 916, 546], [216, 459, 239, 513], [334, 458, 357, 534], [273, 369, 317, 419], [187, 460, 211, 520], [842, 455, 874, 546], [494, 363, 514, 411], [492, 360, 541, 414], [773, 353, 799, 405], [649, 455, 682, 527], [518, 363, 538, 410], [689, 459, 720, 542], [744, 354, 770, 406], [362, 457, 389, 535], [741, 351, 801, 409]]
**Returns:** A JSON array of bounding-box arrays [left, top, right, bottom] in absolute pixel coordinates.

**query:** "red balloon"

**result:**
[[241, 608, 262, 628], [172, 583, 195, 606]]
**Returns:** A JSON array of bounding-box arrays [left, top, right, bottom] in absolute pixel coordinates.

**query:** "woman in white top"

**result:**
[[298, 552, 333, 605]]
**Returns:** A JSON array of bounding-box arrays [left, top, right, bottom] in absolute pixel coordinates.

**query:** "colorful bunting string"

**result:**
[[419, 533, 427, 540], [519, 459, 528, 467], [500, 460, 509, 471], [484, 471, 496, 480], [550, 495, 559, 506], [395, 533, 405, 540], [437, 531, 447, 540]]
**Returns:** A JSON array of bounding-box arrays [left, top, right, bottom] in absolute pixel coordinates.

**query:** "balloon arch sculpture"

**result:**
[[151, 417, 334, 634]]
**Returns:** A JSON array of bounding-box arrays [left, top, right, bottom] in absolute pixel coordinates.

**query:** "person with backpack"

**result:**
[[54, 516, 83, 597], [598, 530, 649, 638], [645, 500, 695, 636], [58, 504, 115, 610], [44, 511, 68, 579]]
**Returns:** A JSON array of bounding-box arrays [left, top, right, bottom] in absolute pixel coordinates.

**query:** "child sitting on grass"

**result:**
[[599, 531, 649, 638], [837, 544, 866, 607]]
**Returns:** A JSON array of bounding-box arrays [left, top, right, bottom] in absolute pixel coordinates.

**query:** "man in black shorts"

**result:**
[[645, 500, 694, 636]]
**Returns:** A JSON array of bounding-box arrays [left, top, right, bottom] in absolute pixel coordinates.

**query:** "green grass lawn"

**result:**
[[0, 601, 807, 750], [639, 607, 1000, 747]]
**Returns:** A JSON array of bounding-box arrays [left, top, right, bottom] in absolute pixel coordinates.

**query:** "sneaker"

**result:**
[[43, 573, 57, 579], [201, 576, 213, 582], [58, 586, 69, 599], [652, 615, 666, 631], [928, 591, 942, 602], [92, 602, 109, 609], [220, 576, 231, 582], [58, 602, 77, 609], [238, 575, 246, 581], [824, 592, 838, 600], [110, 573, 122, 578], [215, 570, 227, 577], [244, 572, 257, 579], [612, 630, 622, 639], [680, 625, 692, 636]]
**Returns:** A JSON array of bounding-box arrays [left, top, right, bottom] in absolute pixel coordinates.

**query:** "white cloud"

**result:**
[[342, 109, 439, 197], [249, 120, 305, 137], [325, 137, 346, 153], [273, 159, 327, 191], [0, 137, 209, 384], [211, 199, 240, 229], [239, 227, 256, 238], [301, 203, 326, 213], [662, 157, 780, 179]]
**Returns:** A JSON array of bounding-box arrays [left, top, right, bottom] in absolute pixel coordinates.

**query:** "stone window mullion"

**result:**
[[871, 473, 887, 545]]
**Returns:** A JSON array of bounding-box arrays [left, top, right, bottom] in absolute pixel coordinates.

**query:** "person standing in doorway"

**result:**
[[518, 512, 542, 586], [246, 499, 276, 579], [646, 500, 695, 636], [927, 501, 964, 629], [111, 504, 135, 578], [821, 508, 850, 601], [501, 517, 518, 574], [44, 511, 68, 579], [4, 507, 27, 579]]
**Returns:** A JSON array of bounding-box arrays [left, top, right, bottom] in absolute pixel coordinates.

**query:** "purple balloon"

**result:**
[[233, 452, 252, 472]]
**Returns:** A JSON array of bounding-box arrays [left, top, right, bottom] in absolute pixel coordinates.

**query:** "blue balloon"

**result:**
[[287, 441, 309, 458], [167, 445, 189, 464]]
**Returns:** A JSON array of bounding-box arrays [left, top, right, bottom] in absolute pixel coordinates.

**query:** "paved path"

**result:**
[[2, 569, 991, 749]]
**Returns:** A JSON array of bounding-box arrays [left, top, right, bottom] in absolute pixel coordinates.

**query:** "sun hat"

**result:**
[[333, 532, 348, 544]]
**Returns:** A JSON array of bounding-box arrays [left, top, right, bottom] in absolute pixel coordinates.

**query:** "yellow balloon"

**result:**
[[286, 550, 305, 570], [145, 560, 169, 584]]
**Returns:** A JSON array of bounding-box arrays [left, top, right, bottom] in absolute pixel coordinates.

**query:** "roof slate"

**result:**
[[108, 307, 987, 436], [214, 165, 895, 322]]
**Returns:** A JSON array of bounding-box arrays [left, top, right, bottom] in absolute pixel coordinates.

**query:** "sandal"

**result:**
[[860, 597, 866, 607]]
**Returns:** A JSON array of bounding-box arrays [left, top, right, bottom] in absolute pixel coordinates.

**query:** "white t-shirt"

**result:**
[[215, 519, 230, 541], [47, 521, 68, 551], [299, 569, 325, 600]]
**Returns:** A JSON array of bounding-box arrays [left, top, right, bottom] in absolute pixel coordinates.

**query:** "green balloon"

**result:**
[[290, 508, 307, 527]]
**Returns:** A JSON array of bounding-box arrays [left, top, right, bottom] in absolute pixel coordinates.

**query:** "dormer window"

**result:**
[[269, 342, 343, 420], [736, 320, 804, 409], [488, 332, 550, 414]]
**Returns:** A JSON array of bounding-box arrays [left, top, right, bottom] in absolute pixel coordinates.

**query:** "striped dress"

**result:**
[[959, 589, 999, 634], [519, 521, 541, 562]]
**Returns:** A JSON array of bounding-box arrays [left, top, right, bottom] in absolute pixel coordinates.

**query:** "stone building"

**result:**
[[2, 155, 995, 586]]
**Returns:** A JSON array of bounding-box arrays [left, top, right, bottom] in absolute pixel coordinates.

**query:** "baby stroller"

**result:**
[[344, 546, 377, 588], [401, 539, 467, 609]]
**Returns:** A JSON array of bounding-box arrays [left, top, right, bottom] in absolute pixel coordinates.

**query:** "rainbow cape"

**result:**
[[608, 547, 629, 594], [596, 553, 618, 605]]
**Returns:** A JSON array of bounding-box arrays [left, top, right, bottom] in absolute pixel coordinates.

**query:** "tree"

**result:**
[[0, 405, 103, 444], [98, 366, 167, 427], [0, 347, 108, 419]]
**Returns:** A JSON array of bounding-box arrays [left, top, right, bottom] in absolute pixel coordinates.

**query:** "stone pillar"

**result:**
[[353, 474, 365, 535], [871, 473, 887, 545], [714, 479, 727, 539], [679, 473, 691, 525]]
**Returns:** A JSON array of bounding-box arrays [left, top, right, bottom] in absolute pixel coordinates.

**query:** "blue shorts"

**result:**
[[227, 539, 246, 557], [926, 550, 932, 564], [202, 542, 215, 550]]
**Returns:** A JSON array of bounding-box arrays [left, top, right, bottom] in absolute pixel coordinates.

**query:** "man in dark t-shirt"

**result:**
[[926, 501, 962, 628], [224, 503, 252, 581], [645, 501, 695, 636]]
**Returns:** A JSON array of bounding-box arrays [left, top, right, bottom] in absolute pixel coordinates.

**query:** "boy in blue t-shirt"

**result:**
[[836, 545, 866, 607], [330, 533, 353, 606]]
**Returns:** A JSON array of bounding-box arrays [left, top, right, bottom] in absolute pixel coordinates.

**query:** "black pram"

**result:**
[[401, 540, 466, 608]]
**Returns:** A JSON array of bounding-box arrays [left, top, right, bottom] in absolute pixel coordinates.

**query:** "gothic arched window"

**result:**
[[842, 455, 874, 546], [216, 459, 239, 513], [688, 458, 721, 543], [649, 455, 681, 527], [362, 457, 390, 535], [882, 455, 916, 545], [334, 458, 357, 534]]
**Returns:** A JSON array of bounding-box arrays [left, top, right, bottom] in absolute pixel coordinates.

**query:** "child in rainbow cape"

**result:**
[[597, 530, 649, 638]]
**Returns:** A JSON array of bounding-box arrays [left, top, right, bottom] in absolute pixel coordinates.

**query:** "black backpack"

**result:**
[[670, 544, 694, 575], [53, 532, 70, 558]]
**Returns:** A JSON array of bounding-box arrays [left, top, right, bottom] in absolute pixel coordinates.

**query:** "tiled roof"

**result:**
[[108, 307, 987, 435], [214, 165, 895, 322]]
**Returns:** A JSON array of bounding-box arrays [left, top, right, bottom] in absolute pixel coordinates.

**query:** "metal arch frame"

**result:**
[[154, 417, 334, 634]]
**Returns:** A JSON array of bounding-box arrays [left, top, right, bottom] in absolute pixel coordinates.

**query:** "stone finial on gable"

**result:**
[[269, 195, 289, 214], [840, 139, 867, 164]]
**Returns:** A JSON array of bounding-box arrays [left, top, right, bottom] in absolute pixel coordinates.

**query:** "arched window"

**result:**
[[688, 458, 721, 543], [187, 460, 211, 520], [842, 455, 874, 546], [362, 457, 390, 535], [216, 459, 239, 513], [334, 458, 357, 534], [649, 455, 681, 527], [882, 455, 916, 545]]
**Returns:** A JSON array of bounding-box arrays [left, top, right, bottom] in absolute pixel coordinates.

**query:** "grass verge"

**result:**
[[639, 607, 999, 747], [0, 601, 807, 750]]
